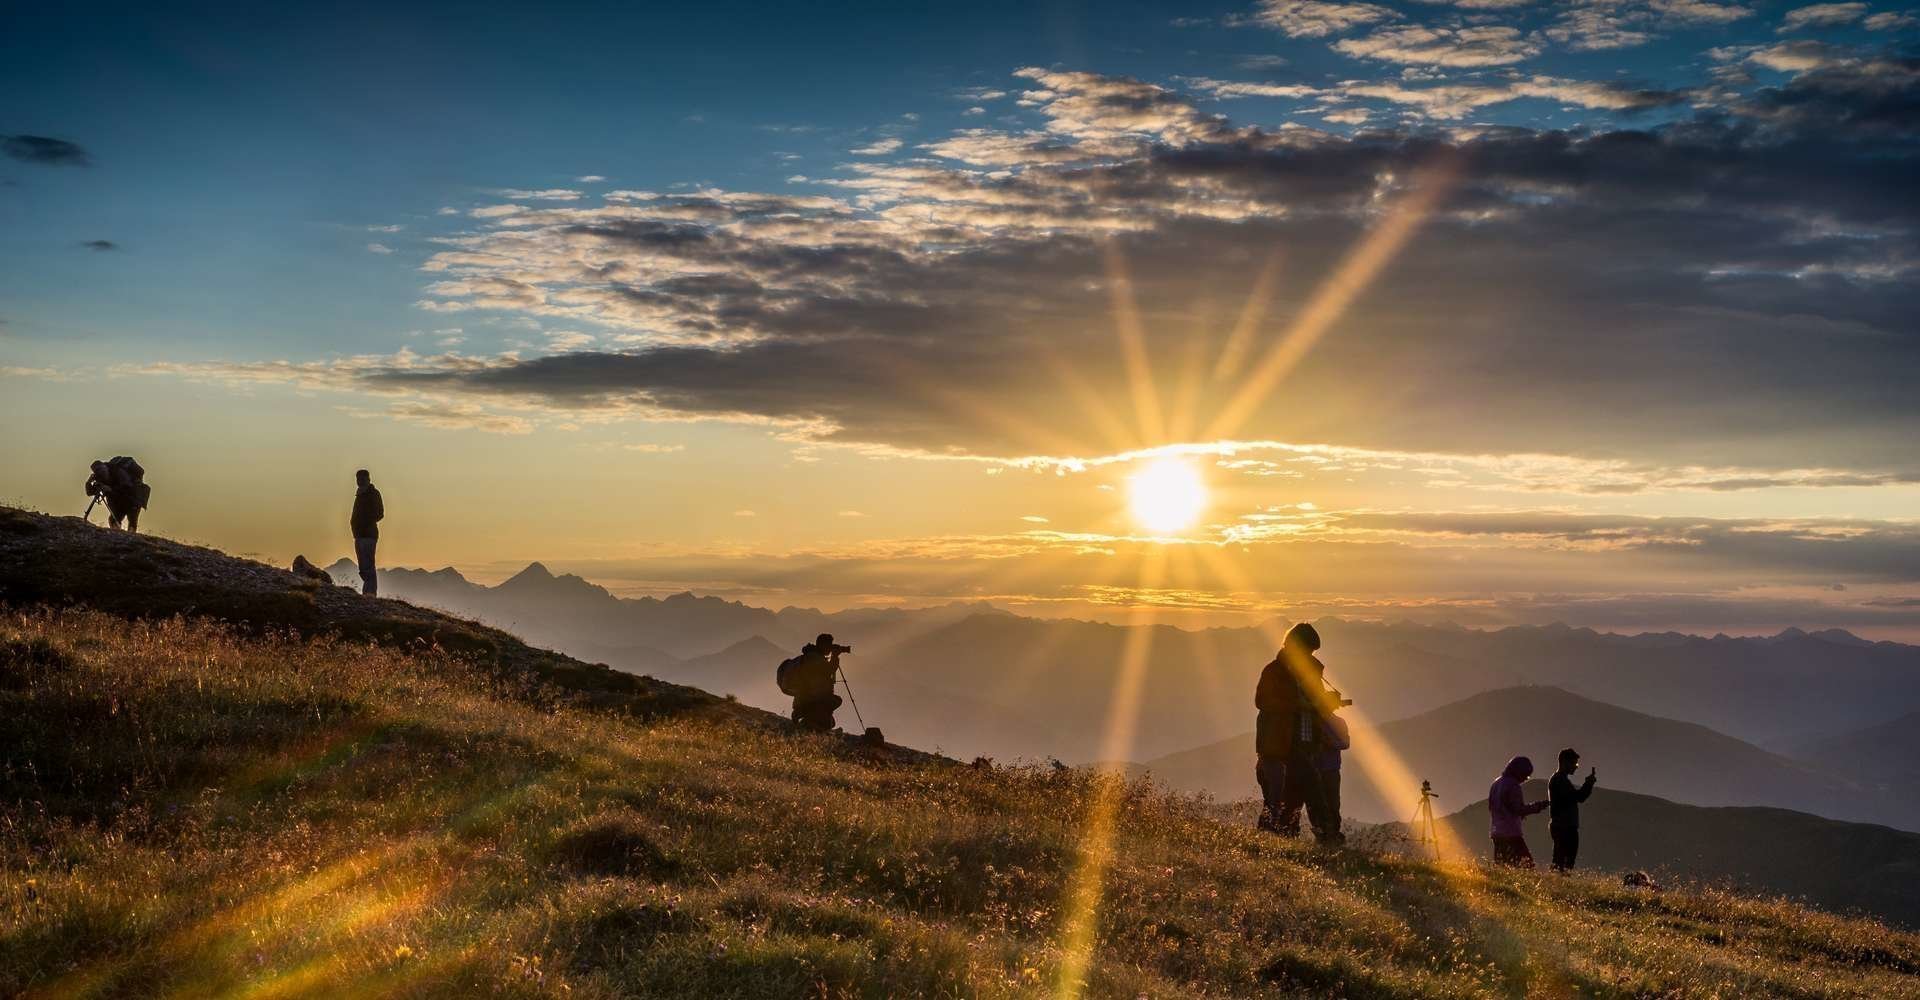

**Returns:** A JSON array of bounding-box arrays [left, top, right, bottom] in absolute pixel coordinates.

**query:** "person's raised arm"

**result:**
[[1577, 768, 1596, 802]]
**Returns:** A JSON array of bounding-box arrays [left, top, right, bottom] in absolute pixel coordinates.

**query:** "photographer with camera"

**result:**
[[1254, 622, 1348, 846], [777, 633, 852, 732], [84, 456, 151, 533]]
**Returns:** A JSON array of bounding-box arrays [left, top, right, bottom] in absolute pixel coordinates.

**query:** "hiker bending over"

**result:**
[[350, 469, 384, 597], [778, 633, 849, 732], [1489, 755, 1550, 868], [1254, 622, 1343, 845], [1548, 747, 1597, 872], [85, 456, 151, 532]]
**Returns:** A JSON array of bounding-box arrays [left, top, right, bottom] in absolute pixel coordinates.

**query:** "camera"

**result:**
[[827, 643, 853, 655]]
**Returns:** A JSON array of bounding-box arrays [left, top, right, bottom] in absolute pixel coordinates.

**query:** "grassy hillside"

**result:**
[[8, 610, 1920, 998], [1427, 784, 1920, 930], [4, 512, 1920, 997], [1137, 686, 1913, 831]]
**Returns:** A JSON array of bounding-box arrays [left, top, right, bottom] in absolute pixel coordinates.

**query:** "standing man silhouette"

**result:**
[[1548, 747, 1598, 872], [350, 469, 384, 597]]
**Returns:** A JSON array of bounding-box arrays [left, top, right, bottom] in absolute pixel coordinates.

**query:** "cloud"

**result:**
[[80, 240, 118, 252], [1, 135, 90, 166], [1865, 11, 1918, 29], [851, 138, 904, 155], [1, 366, 63, 379], [1780, 3, 1868, 31], [1182, 77, 1320, 99], [344, 399, 534, 434], [465, 508, 1920, 632], [734, 509, 758, 517], [621, 442, 685, 453], [1280, 75, 1688, 117], [367, 224, 404, 233], [139, 65, 1920, 476], [1546, 0, 1753, 50], [1546, 7, 1656, 50], [1022, 515, 1051, 523], [838, 510, 870, 518], [1334, 25, 1543, 66], [367, 242, 396, 254], [494, 188, 584, 201], [1247, 0, 1400, 38], [577, 174, 607, 183], [1648, 0, 1752, 24]]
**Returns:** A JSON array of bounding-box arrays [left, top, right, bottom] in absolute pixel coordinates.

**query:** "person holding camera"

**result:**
[[1254, 622, 1346, 845], [777, 633, 850, 732], [1548, 747, 1598, 872]]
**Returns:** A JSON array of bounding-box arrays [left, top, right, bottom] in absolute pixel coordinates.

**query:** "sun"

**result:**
[[1127, 457, 1208, 534]]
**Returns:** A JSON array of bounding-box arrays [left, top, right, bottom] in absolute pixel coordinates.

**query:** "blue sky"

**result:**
[[4, 0, 1919, 635], [7, 0, 1877, 361]]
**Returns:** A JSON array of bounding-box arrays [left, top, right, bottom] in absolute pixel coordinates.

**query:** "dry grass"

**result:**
[[2, 608, 1918, 998]]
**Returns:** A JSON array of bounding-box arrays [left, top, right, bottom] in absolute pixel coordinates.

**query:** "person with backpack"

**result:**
[[1254, 622, 1340, 844], [1489, 755, 1551, 868], [1548, 747, 1598, 872], [85, 456, 150, 532], [350, 469, 384, 597], [777, 633, 848, 732]]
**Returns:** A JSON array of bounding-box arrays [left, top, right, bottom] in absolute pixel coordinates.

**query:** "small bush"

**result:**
[[548, 813, 682, 879]]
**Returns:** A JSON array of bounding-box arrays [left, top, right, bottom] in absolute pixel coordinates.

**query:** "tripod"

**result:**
[[1411, 780, 1441, 861], [835, 659, 868, 731]]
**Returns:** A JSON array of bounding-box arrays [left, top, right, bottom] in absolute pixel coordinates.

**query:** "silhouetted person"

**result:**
[[1548, 747, 1597, 872], [1489, 755, 1550, 868], [778, 633, 848, 731], [350, 469, 384, 597], [85, 456, 150, 532], [1311, 709, 1350, 843], [1255, 622, 1340, 844]]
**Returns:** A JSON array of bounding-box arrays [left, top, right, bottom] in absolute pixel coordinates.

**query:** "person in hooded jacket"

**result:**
[[1254, 622, 1339, 843], [1488, 755, 1551, 868]]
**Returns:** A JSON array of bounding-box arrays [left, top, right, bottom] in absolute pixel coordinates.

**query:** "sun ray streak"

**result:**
[[1210, 248, 1285, 382], [1205, 158, 1460, 441], [1053, 546, 1166, 998], [1102, 240, 1166, 447]]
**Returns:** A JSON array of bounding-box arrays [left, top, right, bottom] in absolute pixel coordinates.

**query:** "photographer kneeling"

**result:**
[[777, 633, 851, 732]]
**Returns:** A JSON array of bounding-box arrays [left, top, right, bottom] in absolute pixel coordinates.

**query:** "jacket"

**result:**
[[1488, 756, 1549, 838], [1255, 649, 1325, 757], [784, 648, 838, 702], [351, 484, 385, 540], [1548, 770, 1596, 829], [1314, 714, 1350, 772]]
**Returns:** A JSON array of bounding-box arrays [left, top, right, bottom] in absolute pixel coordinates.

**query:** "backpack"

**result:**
[[775, 655, 803, 696], [107, 457, 151, 509], [107, 456, 145, 483]]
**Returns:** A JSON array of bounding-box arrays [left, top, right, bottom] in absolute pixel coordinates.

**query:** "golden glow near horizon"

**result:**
[[1125, 457, 1208, 534]]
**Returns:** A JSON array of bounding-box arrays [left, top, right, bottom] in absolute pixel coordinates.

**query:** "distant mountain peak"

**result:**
[[508, 561, 555, 584]]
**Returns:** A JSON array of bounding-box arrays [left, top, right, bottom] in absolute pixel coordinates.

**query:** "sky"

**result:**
[[3, 0, 1918, 637]]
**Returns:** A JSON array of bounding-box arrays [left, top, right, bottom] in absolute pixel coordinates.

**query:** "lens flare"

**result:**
[[1127, 458, 1207, 534]]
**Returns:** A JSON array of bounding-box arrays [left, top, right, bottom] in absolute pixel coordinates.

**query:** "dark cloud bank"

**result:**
[[358, 53, 1920, 471], [2, 134, 90, 166]]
